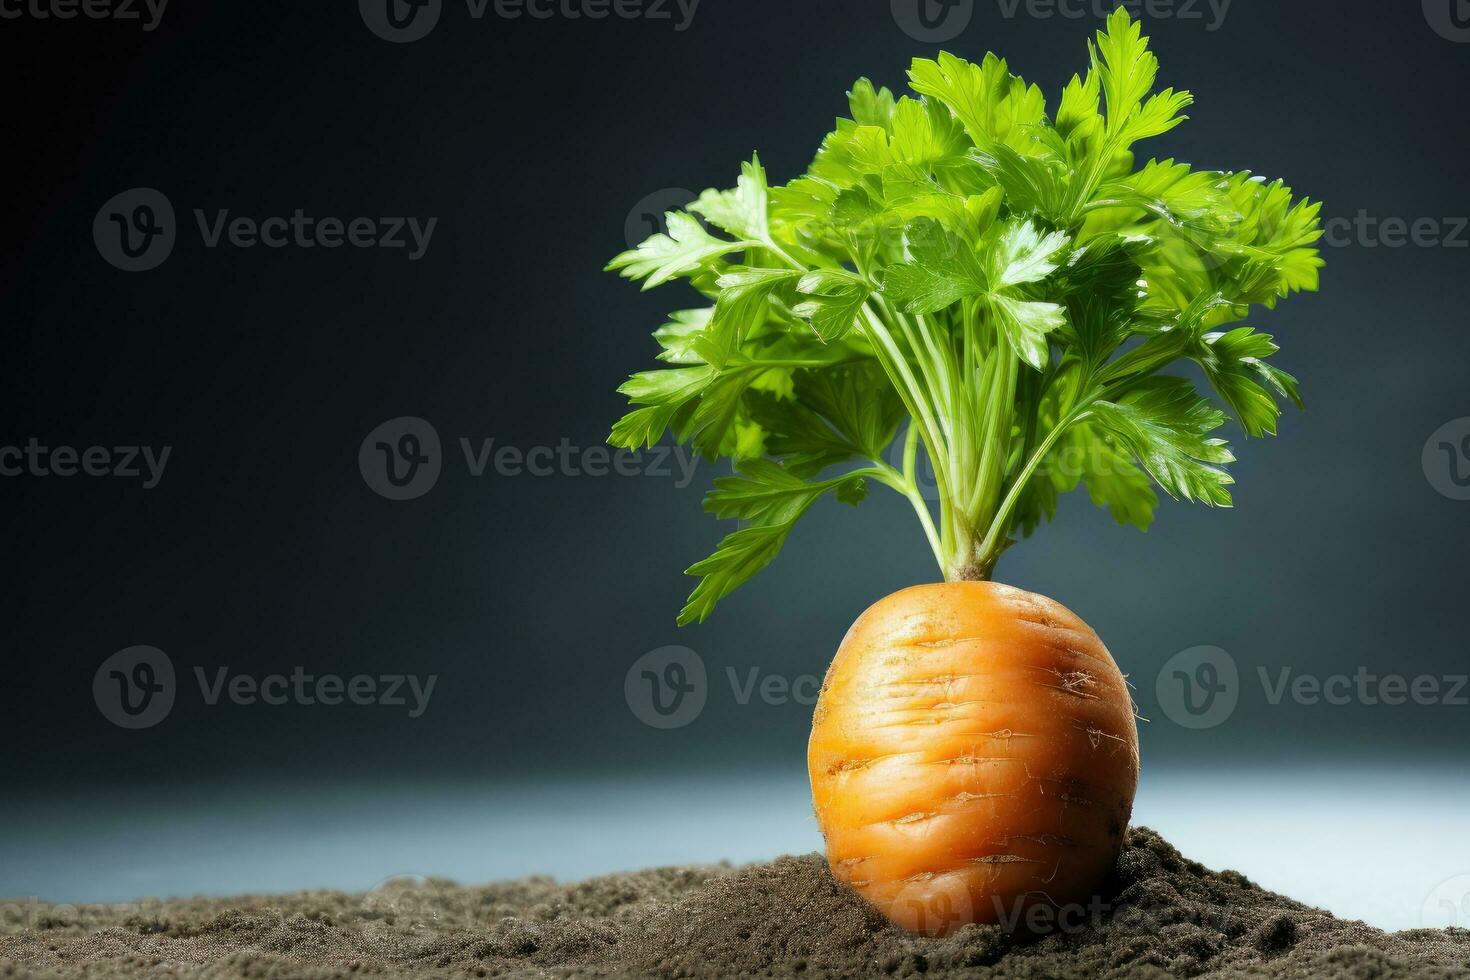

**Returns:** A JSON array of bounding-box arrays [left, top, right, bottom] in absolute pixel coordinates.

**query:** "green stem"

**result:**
[[974, 400, 1097, 568], [860, 305, 954, 513], [762, 236, 956, 577]]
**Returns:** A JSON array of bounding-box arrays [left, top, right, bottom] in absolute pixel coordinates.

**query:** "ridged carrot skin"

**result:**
[[808, 582, 1138, 935]]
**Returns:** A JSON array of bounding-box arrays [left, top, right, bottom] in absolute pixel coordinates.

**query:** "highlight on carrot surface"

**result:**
[[606, 8, 1322, 933]]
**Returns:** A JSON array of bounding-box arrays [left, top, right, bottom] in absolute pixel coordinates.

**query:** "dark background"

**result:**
[[5, 0, 1469, 813]]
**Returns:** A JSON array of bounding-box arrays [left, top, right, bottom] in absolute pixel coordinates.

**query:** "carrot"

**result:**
[[808, 582, 1137, 933], [608, 8, 1321, 935]]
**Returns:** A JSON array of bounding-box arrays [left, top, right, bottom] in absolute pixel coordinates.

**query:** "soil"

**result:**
[[3, 828, 1468, 979]]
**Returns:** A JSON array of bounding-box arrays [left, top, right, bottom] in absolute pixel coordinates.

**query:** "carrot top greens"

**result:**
[[608, 9, 1323, 625]]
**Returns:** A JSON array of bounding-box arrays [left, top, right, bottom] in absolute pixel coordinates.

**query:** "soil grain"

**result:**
[[3, 828, 1467, 979]]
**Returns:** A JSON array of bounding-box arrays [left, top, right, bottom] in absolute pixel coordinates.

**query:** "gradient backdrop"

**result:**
[[5, 0, 1470, 932]]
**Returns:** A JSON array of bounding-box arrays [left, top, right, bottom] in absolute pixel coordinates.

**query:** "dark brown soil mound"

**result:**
[[3, 828, 1468, 978]]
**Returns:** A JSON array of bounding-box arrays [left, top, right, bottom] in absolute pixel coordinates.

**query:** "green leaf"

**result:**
[[793, 271, 871, 341], [1091, 377, 1235, 506], [1054, 239, 1145, 364], [1123, 88, 1192, 143], [606, 212, 754, 289], [1138, 172, 1324, 313], [610, 404, 681, 451], [991, 220, 1070, 287], [1078, 434, 1158, 531], [679, 523, 791, 625], [689, 155, 771, 242], [1220, 174, 1325, 300], [610, 365, 718, 449], [968, 144, 1069, 220], [798, 362, 905, 461], [991, 294, 1066, 371], [1040, 422, 1158, 532], [907, 51, 1046, 151], [849, 77, 897, 129], [617, 364, 717, 405], [1198, 326, 1302, 437], [1091, 7, 1158, 135], [769, 176, 838, 231], [698, 269, 799, 366], [705, 458, 829, 523], [888, 97, 969, 168], [748, 392, 857, 478], [680, 464, 868, 624], [683, 369, 779, 461], [1091, 159, 1231, 241], [751, 362, 905, 477], [1055, 70, 1101, 147], [878, 165, 971, 227], [653, 308, 712, 364], [880, 218, 988, 314]]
